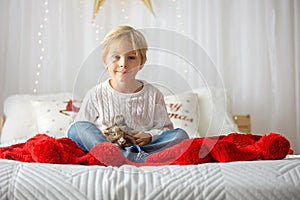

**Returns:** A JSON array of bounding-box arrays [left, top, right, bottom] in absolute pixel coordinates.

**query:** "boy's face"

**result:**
[[105, 39, 143, 82]]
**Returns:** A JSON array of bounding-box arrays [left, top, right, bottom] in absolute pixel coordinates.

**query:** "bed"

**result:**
[[0, 90, 300, 200], [0, 156, 299, 200]]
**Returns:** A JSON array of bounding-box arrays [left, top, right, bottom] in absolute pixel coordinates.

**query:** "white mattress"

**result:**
[[0, 156, 300, 200]]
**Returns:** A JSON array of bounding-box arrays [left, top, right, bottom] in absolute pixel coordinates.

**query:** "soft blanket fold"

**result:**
[[0, 132, 293, 167]]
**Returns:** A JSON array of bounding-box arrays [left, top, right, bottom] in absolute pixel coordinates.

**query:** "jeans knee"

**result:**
[[67, 123, 77, 139], [67, 121, 92, 138], [174, 128, 189, 139]]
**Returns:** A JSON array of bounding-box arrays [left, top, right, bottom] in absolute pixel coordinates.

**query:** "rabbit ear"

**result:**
[[115, 115, 125, 126], [103, 129, 110, 136]]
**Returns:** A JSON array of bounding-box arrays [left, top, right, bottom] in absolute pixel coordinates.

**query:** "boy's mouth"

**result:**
[[116, 70, 126, 74]]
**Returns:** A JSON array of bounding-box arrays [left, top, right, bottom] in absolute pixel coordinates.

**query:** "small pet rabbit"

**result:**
[[104, 115, 136, 147]]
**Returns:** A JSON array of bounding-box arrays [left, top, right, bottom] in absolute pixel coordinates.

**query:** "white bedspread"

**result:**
[[1, 156, 300, 200]]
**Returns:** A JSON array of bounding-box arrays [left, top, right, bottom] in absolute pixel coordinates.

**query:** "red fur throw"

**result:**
[[0, 132, 293, 167], [88, 142, 126, 166]]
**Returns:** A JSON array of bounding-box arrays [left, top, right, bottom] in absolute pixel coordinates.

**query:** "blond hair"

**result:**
[[101, 26, 148, 65]]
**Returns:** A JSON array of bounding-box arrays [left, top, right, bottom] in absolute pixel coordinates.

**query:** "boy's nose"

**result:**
[[118, 57, 127, 68]]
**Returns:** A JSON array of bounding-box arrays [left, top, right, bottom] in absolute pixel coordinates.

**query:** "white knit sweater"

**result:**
[[74, 79, 174, 139]]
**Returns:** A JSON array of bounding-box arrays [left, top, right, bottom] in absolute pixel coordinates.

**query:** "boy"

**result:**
[[68, 25, 188, 163]]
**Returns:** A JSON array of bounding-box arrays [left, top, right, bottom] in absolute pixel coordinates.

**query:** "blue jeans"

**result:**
[[67, 121, 189, 163]]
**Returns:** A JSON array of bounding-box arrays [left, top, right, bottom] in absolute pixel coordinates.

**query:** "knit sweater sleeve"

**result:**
[[74, 86, 100, 124], [147, 89, 174, 140]]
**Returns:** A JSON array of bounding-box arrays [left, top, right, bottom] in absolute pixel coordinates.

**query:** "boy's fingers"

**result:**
[[136, 139, 145, 146], [130, 130, 140, 135]]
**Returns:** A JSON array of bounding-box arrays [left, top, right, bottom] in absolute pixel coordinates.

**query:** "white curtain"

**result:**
[[0, 0, 299, 153]]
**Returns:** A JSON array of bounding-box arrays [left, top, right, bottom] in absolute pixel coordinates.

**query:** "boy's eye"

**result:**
[[128, 56, 136, 60], [112, 55, 120, 60]]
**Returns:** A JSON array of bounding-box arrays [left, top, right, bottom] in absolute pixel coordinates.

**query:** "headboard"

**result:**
[[0, 92, 250, 144]]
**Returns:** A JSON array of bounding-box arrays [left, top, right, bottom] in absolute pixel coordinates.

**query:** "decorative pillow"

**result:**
[[1, 93, 80, 144], [195, 87, 239, 137], [164, 92, 200, 138], [30, 100, 75, 137]]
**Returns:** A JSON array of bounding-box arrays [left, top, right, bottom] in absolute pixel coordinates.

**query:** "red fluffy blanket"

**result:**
[[0, 132, 293, 167]]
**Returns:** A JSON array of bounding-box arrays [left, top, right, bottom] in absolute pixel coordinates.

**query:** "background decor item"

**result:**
[[93, 0, 155, 19]]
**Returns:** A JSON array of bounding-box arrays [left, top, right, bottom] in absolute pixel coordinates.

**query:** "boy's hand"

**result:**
[[131, 130, 152, 146]]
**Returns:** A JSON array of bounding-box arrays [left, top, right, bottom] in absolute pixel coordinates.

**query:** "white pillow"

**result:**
[[164, 92, 200, 138], [1, 95, 38, 144], [195, 87, 238, 137], [30, 99, 74, 137], [1, 93, 79, 144]]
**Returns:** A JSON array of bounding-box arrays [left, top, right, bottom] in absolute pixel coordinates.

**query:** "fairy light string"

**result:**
[[170, 0, 188, 77], [33, 1, 49, 94]]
